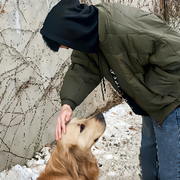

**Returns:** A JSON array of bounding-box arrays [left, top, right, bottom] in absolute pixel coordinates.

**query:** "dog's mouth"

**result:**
[[94, 138, 99, 143]]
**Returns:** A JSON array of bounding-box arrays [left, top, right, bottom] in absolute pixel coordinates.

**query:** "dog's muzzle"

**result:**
[[95, 112, 106, 129]]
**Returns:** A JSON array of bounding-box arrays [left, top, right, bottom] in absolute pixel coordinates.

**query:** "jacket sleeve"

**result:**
[[60, 50, 100, 110]]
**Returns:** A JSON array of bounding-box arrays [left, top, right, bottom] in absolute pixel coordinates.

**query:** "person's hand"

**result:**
[[56, 104, 72, 140]]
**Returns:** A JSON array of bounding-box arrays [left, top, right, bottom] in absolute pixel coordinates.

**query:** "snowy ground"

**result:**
[[0, 102, 142, 180]]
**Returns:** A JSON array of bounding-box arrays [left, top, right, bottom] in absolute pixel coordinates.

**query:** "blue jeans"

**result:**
[[140, 108, 180, 180]]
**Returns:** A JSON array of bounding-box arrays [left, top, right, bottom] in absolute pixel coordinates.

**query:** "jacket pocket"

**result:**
[[144, 66, 180, 97], [114, 52, 135, 81]]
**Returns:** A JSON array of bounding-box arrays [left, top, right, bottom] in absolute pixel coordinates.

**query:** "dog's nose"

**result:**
[[95, 112, 104, 121], [95, 113, 106, 128]]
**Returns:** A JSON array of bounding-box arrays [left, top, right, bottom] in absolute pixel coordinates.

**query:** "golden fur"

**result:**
[[37, 113, 106, 180]]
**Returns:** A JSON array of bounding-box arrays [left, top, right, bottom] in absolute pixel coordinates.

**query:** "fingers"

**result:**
[[57, 117, 65, 140], [61, 114, 71, 135], [56, 116, 61, 140], [56, 125, 59, 141], [56, 115, 67, 140], [55, 104, 72, 140], [62, 119, 66, 134], [65, 114, 71, 123]]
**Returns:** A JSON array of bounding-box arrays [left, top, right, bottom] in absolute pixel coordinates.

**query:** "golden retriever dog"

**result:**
[[37, 113, 106, 180]]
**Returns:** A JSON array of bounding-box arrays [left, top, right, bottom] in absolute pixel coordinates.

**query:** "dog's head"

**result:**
[[37, 113, 106, 180], [61, 112, 106, 151]]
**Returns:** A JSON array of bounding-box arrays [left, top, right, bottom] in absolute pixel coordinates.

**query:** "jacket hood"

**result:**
[[40, 0, 99, 53]]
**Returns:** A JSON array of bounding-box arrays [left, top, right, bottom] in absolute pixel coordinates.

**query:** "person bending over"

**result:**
[[40, 1, 180, 179]]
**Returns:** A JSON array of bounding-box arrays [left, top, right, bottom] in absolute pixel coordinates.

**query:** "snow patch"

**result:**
[[107, 171, 116, 176]]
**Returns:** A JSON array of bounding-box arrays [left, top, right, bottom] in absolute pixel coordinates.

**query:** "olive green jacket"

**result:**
[[60, 2, 180, 125]]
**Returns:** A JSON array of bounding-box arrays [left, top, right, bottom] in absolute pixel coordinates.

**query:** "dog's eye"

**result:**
[[80, 124, 85, 133], [94, 138, 99, 143]]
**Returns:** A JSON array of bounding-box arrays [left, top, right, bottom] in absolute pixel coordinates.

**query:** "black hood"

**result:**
[[40, 0, 99, 53]]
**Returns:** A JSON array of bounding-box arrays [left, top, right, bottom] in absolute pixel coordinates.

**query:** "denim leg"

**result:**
[[140, 116, 158, 180], [152, 108, 180, 180]]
